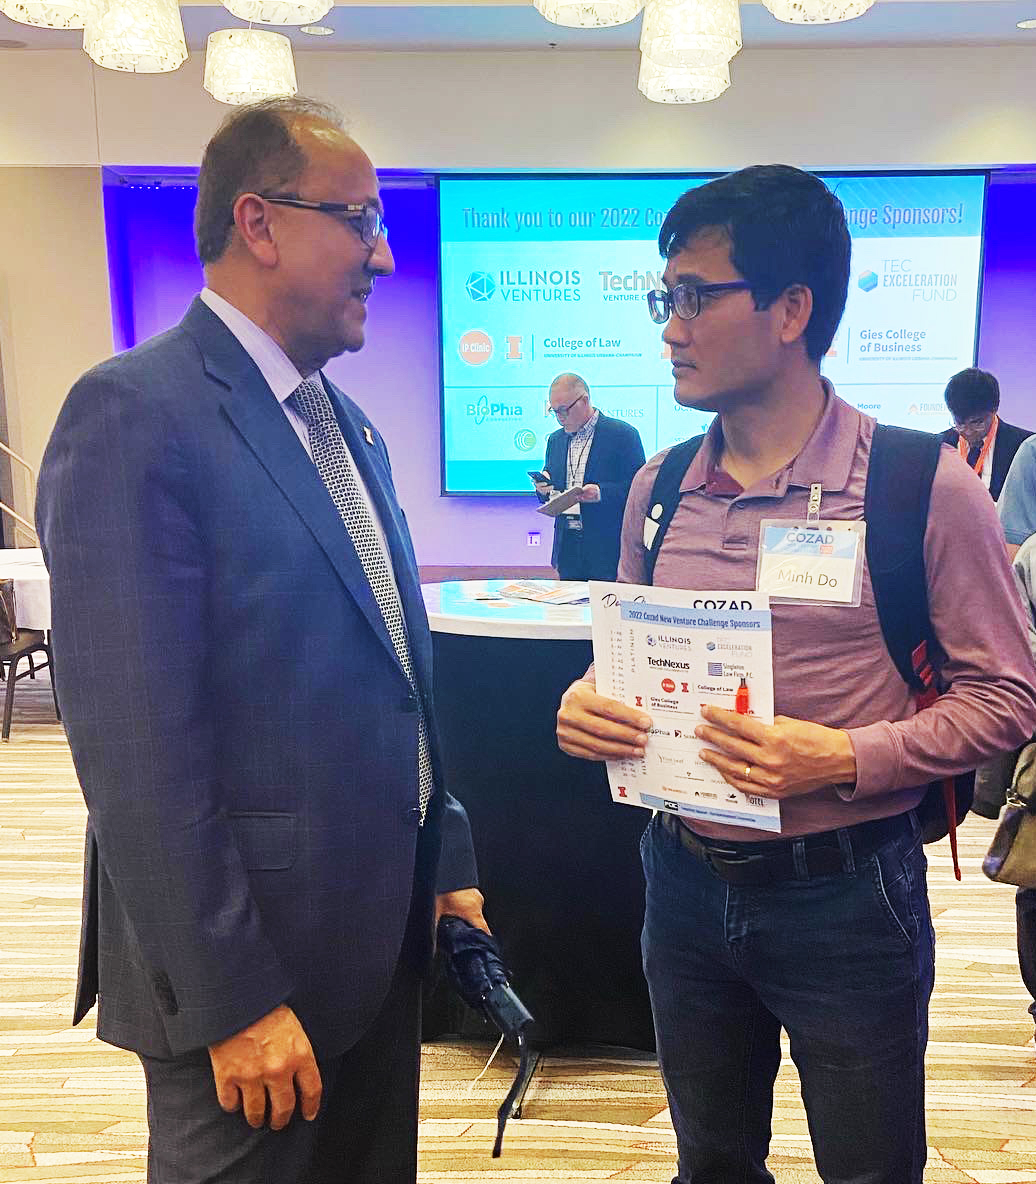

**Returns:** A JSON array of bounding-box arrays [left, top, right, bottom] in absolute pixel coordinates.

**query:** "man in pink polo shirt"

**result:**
[[557, 165, 1036, 1184]]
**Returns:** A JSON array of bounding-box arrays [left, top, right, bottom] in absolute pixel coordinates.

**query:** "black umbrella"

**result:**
[[437, 914, 535, 1157]]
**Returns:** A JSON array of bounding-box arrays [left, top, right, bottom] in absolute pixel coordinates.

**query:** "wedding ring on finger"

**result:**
[[744, 765, 752, 779]]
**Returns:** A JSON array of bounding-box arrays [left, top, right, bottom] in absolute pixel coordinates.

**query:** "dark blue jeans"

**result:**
[[641, 811, 935, 1184]]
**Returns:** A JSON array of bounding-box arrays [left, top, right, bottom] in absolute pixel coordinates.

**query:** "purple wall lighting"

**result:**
[[977, 172, 1036, 428], [101, 167, 1036, 567]]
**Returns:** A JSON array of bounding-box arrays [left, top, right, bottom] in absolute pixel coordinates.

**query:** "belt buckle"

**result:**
[[703, 845, 771, 884]]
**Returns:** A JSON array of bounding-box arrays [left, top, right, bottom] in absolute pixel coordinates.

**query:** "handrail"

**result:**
[[0, 501, 38, 547], [0, 440, 36, 484]]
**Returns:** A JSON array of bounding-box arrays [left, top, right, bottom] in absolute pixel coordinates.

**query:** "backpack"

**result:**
[[642, 422, 974, 879]]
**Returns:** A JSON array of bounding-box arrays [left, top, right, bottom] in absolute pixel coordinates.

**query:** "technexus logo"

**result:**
[[467, 268, 581, 304], [600, 268, 663, 304], [465, 272, 496, 302], [465, 394, 522, 426], [647, 656, 690, 670]]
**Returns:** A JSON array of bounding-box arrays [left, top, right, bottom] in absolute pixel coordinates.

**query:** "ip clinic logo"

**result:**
[[466, 272, 496, 302]]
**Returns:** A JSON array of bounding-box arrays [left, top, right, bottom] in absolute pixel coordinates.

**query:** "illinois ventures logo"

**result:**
[[465, 272, 496, 302], [466, 267, 581, 303]]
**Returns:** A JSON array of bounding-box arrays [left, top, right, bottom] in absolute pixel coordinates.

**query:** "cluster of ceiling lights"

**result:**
[[0, 0, 334, 103], [533, 0, 876, 102]]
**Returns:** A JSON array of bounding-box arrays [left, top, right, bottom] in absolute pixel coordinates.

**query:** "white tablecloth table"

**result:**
[[0, 548, 51, 631]]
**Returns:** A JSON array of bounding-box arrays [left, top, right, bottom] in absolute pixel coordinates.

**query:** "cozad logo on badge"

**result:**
[[459, 330, 493, 366], [514, 429, 537, 452], [465, 272, 496, 302], [661, 678, 676, 693]]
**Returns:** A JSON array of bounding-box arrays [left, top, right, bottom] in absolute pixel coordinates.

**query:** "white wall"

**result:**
[[0, 167, 113, 529], [1, 46, 1035, 171]]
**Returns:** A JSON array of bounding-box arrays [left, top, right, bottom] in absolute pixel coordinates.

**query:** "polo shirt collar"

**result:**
[[680, 379, 858, 498]]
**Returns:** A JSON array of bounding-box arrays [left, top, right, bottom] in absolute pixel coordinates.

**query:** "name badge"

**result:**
[[756, 518, 866, 606]]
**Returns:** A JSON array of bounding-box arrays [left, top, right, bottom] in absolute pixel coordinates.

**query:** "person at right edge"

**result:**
[[556, 165, 1036, 1184]]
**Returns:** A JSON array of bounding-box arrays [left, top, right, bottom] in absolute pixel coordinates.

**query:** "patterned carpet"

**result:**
[[2, 674, 1035, 1182]]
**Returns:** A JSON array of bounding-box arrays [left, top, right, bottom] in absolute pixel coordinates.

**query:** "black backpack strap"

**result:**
[[643, 435, 706, 584], [863, 423, 945, 693]]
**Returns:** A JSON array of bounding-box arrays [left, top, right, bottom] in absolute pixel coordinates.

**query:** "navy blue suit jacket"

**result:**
[[544, 413, 646, 580], [36, 298, 477, 1059]]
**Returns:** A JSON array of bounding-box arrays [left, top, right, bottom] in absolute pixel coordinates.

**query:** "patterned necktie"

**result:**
[[289, 378, 433, 822]]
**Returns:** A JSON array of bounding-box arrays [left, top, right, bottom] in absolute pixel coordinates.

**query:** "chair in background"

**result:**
[[0, 576, 59, 741], [0, 630, 60, 741]]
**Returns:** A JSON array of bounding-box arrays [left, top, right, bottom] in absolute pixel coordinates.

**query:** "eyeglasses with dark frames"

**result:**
[[258, 193, 388, 248], [550, 393, 588, 419], [647, 281, 753, 324]]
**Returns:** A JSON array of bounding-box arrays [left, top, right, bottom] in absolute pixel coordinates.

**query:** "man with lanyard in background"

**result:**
[[535, 372, 645, 581], [939, 367, 1031, 500], [554, 165, 1036, 1184]]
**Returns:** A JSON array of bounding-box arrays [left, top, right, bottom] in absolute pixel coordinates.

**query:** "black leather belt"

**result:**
[[660, 809, 914, 886]]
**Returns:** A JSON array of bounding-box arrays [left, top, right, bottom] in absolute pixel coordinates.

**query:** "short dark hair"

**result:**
[[194, 97, 344, 265], [944, 367, 1000, 420], [657, 164, 850, 362]]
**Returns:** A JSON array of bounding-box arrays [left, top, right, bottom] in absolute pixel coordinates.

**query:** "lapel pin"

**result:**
[[363, 426, 374, 446]]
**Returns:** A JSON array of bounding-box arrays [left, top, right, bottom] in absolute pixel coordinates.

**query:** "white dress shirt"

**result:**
[[199, 287, 397, 576]]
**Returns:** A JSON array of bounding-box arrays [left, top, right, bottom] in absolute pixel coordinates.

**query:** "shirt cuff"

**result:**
[[843, 720, 903, 798]]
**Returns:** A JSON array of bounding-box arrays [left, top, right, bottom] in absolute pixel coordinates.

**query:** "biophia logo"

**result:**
[[466, 272, 496, 302], [514, 430, 537, 452]]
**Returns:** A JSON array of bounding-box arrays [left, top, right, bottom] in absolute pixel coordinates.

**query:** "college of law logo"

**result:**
[[514, 429, 537, 452], [465, 271, 496, 301], [458, 330, 493, 366]]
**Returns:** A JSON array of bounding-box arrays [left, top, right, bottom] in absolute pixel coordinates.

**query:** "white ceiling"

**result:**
[[2, 0, 1036, 52]]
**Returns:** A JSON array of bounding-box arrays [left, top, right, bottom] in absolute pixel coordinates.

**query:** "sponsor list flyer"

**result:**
[[589, 582, 779, 832]]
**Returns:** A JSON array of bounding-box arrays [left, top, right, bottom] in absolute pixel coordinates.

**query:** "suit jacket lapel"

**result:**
[[181, 299, 406, 681], [583, 413, 607, 484]]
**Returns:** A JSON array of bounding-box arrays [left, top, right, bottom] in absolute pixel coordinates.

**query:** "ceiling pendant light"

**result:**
[[0, 0, 87, 29], [762, 0, 874, 23], [532, 0, 644, 28], [640, 0, 741, 68], [204, 28, 298, 106], [638, 53, 730, 102], [221, 0, 332, 24], [84, 0, 188, 72]]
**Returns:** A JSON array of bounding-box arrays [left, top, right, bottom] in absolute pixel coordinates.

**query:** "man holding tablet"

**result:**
[[534, 372, 645, 581]]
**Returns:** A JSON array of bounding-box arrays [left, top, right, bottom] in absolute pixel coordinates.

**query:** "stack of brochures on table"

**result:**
[[497, 581, 590, 605]]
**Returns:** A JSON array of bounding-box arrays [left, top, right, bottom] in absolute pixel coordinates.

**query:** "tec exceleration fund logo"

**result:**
[[858, 270, 878, 293], [465, 272, 496, 301]]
